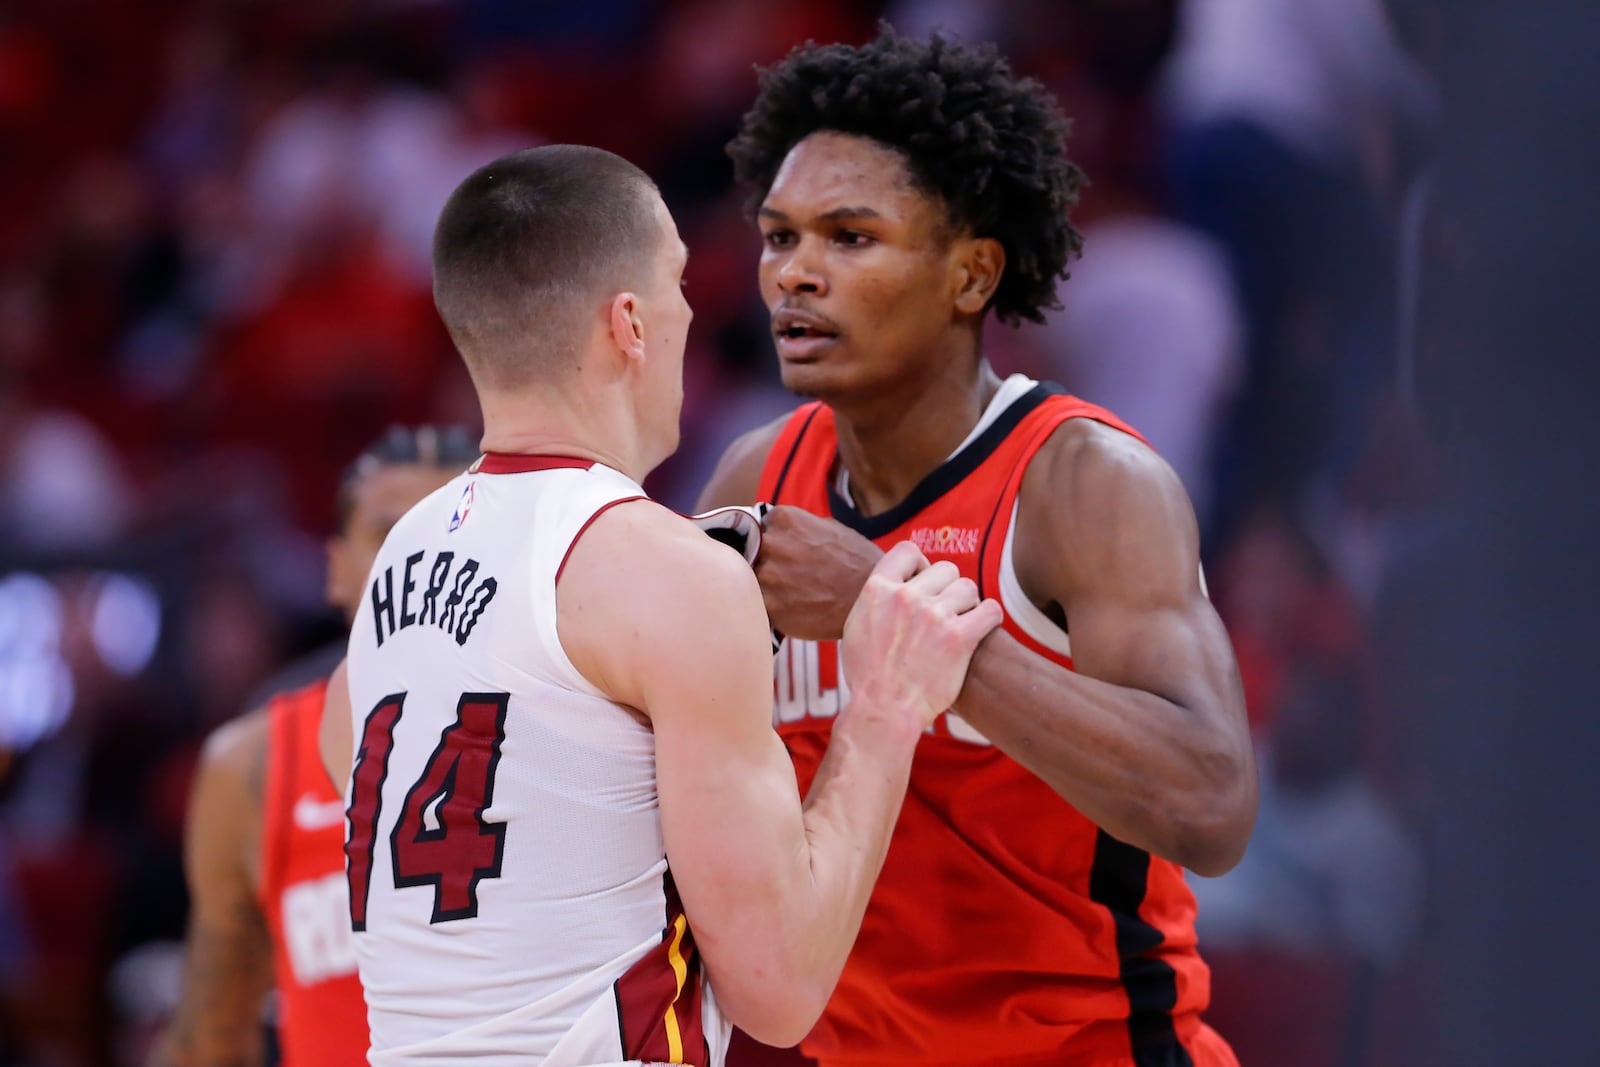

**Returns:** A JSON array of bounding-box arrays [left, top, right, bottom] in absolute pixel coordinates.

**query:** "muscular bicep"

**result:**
[[170, 715, 273, 1066], [1022, 423, 1244, 717], [694, 413, 789, 511], [1066, 588, 1241, 723], [966, 422, 1256, 872]]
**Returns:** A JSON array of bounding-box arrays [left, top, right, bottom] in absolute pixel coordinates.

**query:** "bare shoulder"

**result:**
[[695, 410, 796, 511], [558, 498, 769, 708], [197, 706, 271, 805], [1017, 418, 1201, 601], [570, 496, 763, 594], [1028, 418, 1187, 511]]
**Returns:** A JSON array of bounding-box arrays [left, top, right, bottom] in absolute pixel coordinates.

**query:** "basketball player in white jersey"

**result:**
[[319, 145, 1003, 1067]]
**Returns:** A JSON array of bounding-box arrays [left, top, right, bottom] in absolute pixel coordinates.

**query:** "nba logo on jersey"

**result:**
[[448, 480, 475, 533]]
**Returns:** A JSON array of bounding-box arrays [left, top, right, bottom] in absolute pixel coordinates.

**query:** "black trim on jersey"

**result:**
[[613, 983, 629, 1064], [1087, 830, 1193, 1067], [769, 404, 824, 503], [614, 874, 674, 1063], [826, 382, 1064, 540], [974, 467, 1017, 604]]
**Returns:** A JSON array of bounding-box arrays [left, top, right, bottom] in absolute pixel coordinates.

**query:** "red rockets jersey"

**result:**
[[756, 380, 1236, 1067], [258, 678, 370, 1067]]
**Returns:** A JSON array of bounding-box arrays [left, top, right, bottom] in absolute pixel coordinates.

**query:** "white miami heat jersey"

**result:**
[[345, 453, 730, 1067]]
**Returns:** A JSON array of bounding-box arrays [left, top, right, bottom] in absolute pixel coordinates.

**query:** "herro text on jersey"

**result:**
[[370, 550, 498, 648]]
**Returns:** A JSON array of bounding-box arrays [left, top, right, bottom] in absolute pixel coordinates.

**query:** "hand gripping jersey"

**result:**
[[345, 454, 731, 1067], [758, 376, 1237, 1067], [260, 677, 369, 1067]]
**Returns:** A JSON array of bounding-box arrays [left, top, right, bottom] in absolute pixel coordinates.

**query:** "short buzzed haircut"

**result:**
[[432, 145, 664, 387]]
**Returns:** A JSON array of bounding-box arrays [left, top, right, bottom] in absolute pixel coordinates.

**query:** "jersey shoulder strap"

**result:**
[[756, 402, 834, 504], [975, 391, 1154, 644]]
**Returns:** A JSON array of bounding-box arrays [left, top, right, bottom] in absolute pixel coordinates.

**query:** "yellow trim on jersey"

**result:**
[[664, 913, 690, 1063]]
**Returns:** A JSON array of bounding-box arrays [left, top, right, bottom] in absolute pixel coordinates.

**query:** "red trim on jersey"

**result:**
[[554, 495, 648, 584], [475, 452, 597, 475], [613, 873, 708, 1065]]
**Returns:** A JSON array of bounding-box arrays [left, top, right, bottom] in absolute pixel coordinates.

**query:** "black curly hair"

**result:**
[[726, 25, 1086, 327]]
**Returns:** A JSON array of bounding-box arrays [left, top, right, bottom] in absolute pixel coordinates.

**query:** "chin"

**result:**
[[779, 361, 850, 403]]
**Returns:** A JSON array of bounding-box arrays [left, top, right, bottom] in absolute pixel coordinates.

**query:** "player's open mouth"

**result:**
[[775, 330, 838, 361], [773, 309, 841, 361]]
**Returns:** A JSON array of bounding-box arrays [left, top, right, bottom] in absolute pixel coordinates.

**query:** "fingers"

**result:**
[[930, 573, 980, 614], [953, 597, 1005, 646], [867, 549, 969, 608], [869, 540, 930, 583], [903, 558, 962, 599], [839, 556, 1005, 728]]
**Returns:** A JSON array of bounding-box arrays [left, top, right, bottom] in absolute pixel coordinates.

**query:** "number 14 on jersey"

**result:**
[[345, 692, 510, 929]]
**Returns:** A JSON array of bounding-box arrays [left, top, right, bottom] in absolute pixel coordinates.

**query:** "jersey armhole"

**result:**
[[976, 406, 1160, 663], [975, 407, 1075, 604], [543, 494, 649, 702]]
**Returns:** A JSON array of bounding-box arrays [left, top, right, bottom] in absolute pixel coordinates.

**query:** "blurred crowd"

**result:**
[[0, 1, 1442, 1065]]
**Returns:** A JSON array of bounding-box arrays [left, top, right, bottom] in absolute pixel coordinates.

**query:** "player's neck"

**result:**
[[477, 389, 649, 484], [831, 359, 1003, 518]]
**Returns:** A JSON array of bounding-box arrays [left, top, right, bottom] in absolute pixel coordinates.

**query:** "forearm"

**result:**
[[691, 706, 918, 1046], [169, 913, 271, 1067], [787, 702, 922, 1001], [953, 630, 1254, 874]]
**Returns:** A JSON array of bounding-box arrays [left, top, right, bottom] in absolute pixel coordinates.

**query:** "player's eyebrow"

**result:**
[[758, 205, 885, 224]]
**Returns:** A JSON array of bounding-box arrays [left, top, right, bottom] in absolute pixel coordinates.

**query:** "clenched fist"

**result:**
[[754, 505, 884, 640], [841, 542, 1004, 730]]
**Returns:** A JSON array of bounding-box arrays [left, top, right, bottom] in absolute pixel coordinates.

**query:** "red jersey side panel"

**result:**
[[755, 383, 1234, 1067], [259, 678, 369, 1067]]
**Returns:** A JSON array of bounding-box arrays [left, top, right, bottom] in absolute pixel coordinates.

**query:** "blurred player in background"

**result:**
[[320, 145, 1001, 1066], [701, 28, 1257, 1067], [159, 425, 478, 1067]]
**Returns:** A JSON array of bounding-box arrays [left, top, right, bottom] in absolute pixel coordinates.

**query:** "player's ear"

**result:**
[[953, 237, 1006, 316], [608, 291, 647, 364]]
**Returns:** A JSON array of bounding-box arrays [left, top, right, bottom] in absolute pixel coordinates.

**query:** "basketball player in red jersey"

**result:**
[[699, 29, 1258, 1067], [159, 426, 479, 1067]]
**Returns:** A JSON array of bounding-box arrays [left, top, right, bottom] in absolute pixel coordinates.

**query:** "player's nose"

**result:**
[[775, 239, 827, 296]]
